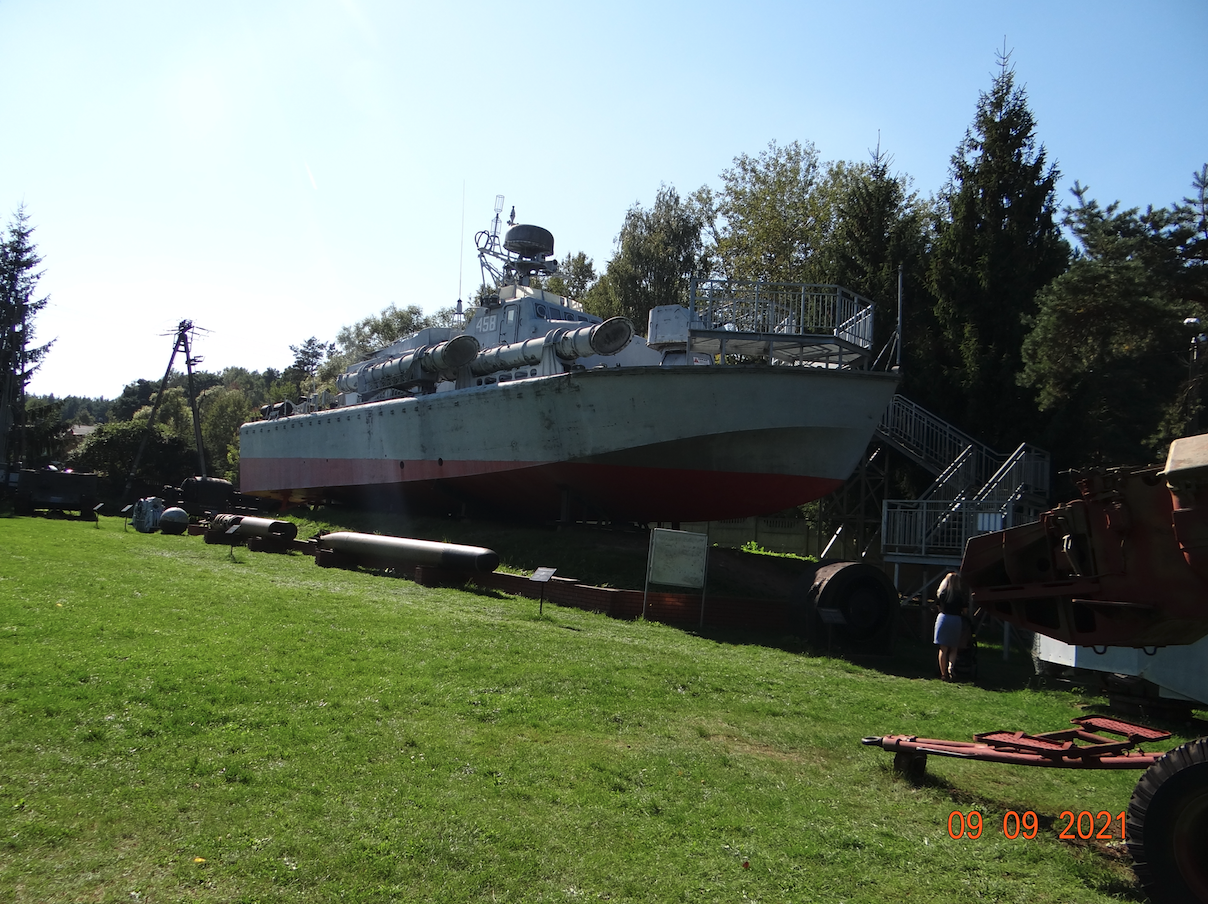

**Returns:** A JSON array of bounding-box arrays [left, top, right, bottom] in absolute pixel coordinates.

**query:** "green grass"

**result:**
[[1, 515, 1200, 902]]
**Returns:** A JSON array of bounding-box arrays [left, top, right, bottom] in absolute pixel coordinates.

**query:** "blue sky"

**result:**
[[4, 0, 1205, 399]]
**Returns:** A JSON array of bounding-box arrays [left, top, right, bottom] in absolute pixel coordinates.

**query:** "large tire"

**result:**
[[1127, 738, 1208, 903]]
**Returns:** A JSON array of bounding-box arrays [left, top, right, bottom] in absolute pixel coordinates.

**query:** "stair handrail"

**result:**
[[973, 442, 1051, 502], [920, 445, 982, 501], [878, 396, 995, 478]]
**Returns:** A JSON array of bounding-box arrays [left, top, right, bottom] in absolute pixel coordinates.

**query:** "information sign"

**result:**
[[646, 529, 708, 589]]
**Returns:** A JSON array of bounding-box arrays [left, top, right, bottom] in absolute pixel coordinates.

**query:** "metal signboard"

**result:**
[[530, 566, 557, 613], [644, 529, 709, 626], [646, 529, 708, 588]]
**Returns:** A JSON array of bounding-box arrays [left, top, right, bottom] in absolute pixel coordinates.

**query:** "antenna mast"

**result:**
[[123, 320, 209, 499]]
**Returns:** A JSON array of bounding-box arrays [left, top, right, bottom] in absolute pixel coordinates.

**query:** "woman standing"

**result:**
[[934, 572, 969, 681]]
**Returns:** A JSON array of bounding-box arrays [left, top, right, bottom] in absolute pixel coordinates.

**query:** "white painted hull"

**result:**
[[239, 365, 898, 521]]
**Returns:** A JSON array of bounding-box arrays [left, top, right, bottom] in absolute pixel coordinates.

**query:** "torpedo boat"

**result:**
[[238, 211, 899, 521]]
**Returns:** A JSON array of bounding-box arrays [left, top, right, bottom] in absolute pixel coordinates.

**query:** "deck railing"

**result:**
[[689, 280, 876, 351]]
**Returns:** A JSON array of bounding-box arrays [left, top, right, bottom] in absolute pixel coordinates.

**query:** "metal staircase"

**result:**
[[876, 395, 1050, 565]]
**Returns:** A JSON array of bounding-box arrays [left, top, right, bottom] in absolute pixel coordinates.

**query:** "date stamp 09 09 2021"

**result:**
[[946, 809, 1127, 841]]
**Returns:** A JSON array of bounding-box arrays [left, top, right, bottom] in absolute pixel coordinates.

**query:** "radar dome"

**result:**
[[503, 224, 554, 259]]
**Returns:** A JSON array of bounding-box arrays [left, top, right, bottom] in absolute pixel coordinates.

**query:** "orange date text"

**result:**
[[946, 810, 1126, 841]]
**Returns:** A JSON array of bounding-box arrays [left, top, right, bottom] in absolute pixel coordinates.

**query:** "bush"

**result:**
[[67, 420, 196, 503]]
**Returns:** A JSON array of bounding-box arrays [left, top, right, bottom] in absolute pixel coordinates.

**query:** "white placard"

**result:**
[[647, 529, 708, 589]]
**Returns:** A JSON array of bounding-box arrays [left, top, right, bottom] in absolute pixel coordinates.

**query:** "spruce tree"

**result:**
[[930, 54, 1069, 448], [0, 206, 53, 469], [1020, 172, 1208, 468], [822, 148, 934, 371]]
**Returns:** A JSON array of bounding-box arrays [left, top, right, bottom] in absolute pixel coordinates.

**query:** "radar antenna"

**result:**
[[474, 197, 558, 292]]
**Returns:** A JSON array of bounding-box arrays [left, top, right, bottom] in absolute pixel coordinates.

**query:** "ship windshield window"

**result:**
[[535, 304, 548, 318], [506, 307, 516, 323]]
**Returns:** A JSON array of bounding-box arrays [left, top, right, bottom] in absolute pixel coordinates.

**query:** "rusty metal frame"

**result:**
[[863, 716, 1172, 770]]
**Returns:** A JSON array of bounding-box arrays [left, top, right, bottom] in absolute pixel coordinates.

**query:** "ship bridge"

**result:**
[[684, 280, 876, 368]]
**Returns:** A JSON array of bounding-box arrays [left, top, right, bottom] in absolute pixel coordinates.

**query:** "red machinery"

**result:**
[[867, 433, 1208, 903], [962, 435, 1208, 649]]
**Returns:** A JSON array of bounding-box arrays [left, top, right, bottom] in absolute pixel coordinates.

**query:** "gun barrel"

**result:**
[[339, 334, 481, 394], [469, 317, 634, 377]]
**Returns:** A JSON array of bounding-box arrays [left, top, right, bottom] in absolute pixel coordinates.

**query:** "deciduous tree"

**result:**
[[701, 140, 829, 284], [544, 252, 598, 301], [585, 186, 707, 331], [68, 420, 194, 500], [200, 387, 253, 480]]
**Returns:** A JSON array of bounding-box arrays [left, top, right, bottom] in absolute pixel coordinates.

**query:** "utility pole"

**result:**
[[123, 321, 208, 500]]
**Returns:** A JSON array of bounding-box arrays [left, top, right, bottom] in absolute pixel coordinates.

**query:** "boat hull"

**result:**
[[239, 365, 898, 521]]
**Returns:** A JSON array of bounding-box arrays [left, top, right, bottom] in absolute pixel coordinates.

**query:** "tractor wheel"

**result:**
[[1127, 737, 1208, 903]]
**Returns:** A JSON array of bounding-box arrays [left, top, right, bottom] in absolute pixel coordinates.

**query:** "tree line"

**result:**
[[555, 57, 1208, 474], [7, 54, 1207, 500]]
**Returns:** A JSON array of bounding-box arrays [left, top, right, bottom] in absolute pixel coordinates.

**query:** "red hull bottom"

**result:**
[[244, 457, 842, 522]]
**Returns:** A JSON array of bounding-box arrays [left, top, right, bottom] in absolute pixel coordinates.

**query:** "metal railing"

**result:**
[[975, 442, 1051, 502], [689, 280, 876, 351], [877, 396, 991, 478], [876, 396, 1053, 563], [882, 498, 1029, 560], [920, 445, 984, 502]]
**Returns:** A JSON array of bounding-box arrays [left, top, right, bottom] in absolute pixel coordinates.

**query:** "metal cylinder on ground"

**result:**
[[316, 531, 499, 572], [207, 513, 299, 543]]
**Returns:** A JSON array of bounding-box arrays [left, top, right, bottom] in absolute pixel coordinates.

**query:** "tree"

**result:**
[[426, 305, 462, 328], [68, 420, 194, 501], [335, 304, 429, 359], [132, 387, 196, 443], [700, 140, 830, 284], [110, 379, 159, 422], [1020, 174, 1208, 468], [929, 54, 1069, 447], [21, 398, 70, 466], [544, 252, 598, 301], [0, 206, 53, 468], [200, 387, 252, 481], [285, 336, 336, 399], [585, 186, 707, 331], [290, 337, 336, 374], [815, 148, 936, 371], [319, 304, 433, 385]]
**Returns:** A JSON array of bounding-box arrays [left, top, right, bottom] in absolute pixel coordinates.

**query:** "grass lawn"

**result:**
[[1, 514, 1201, 902]]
